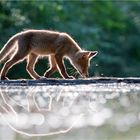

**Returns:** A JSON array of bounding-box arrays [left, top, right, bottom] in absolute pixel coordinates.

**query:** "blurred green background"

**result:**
[[0, 0, 140, 79]]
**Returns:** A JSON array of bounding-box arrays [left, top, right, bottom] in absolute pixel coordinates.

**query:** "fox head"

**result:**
[[72, 51, 98, 78]]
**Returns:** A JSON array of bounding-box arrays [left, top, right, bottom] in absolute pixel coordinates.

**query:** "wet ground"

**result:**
[[0, 82, 140, 140]]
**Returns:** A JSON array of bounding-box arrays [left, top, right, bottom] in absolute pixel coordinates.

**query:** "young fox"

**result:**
[[0, 30, 98, 80]]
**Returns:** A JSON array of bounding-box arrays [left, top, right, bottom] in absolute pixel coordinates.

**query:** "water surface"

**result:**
[[0, 83, 140, 140]]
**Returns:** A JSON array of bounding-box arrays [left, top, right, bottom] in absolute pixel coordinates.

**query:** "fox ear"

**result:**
[[88, 51, 98, 59], [81, 51, 91, 58], [81, 51, 98, 59]]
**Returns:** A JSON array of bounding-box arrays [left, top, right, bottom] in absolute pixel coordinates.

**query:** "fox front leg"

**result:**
[[55, 54, 74, 79], [44, 55, 58, 78]]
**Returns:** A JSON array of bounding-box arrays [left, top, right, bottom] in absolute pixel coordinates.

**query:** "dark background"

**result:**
[[0, 0, 140, 79]]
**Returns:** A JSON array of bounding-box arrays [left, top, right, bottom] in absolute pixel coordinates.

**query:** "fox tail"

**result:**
[[0, 34, 19, 63]]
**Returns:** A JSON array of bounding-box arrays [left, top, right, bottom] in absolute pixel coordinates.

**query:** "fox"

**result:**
[[0, 29, 98, 80]]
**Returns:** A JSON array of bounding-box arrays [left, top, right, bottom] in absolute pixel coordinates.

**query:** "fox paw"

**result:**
[[38, 76, 47, 80], [66, 76, 75, 79], [0, 76, 9, 80]]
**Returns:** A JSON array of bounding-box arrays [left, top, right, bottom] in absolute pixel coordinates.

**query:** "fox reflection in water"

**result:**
[[0, 84, 140, 140], [0, 86, 85, 136]]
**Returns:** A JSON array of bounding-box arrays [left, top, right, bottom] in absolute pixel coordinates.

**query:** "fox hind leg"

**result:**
[[26, 53, 40, 79], [0, 51, 27, 80], [0, 39, 30, 80]]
